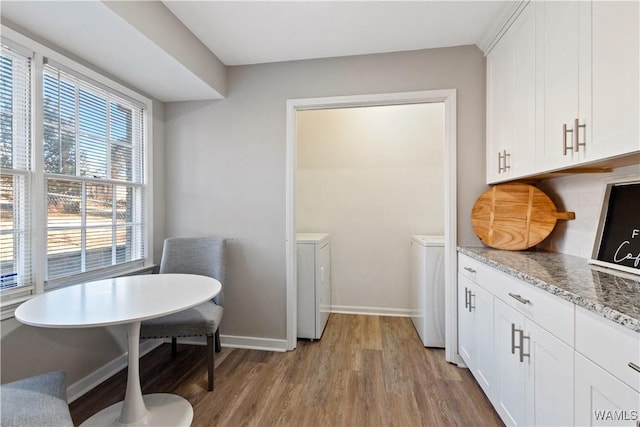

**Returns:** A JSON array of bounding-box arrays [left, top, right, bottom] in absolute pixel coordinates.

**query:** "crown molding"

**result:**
[[477, 0, 530, 56]]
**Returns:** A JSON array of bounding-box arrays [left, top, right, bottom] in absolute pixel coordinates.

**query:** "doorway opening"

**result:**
[[285, 90, 458, 363]]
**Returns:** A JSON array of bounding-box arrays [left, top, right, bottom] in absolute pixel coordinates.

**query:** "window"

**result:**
[[0, 42, 32, 292], [0, 30, 151, 306], [43, 63, 145, 286]]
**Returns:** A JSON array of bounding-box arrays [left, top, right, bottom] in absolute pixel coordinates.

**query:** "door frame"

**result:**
[[285, 89, 458, 363]]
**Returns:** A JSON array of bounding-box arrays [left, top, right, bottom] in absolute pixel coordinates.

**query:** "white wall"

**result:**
[[537, 164, 640, 258], [296, 104, 444, 313], [164, 45, 486, 343]]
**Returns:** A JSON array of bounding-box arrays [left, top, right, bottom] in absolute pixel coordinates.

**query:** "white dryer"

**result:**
[[410, 235, 445, 348]]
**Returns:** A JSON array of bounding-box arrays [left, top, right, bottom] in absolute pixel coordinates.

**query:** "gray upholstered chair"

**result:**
[[140, 237, 226, 391], [1, 370, 74, 427]]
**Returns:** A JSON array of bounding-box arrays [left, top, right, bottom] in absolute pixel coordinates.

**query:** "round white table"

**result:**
[[15, 273, 221, 427]]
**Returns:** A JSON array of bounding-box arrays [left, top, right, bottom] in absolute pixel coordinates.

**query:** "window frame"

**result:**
[[1, 26, 154, 318]]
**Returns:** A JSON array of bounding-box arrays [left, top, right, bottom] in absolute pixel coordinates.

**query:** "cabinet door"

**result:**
[[525, 320, 574, 426], [458, 275, 494, 397], [575, 353, 640, 426], [494, 299, 527, 426], [486, 33, 513, 183], [582, 1, 640, 161], [470, 280, 494, 398], [535, 1, 582, 170], [458, 274, 475, 368], [486, 3, 536, 184], [508, 2, 536, 179]]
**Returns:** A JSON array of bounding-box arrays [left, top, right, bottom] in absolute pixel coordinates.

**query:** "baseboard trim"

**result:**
[[220, 335, 288, 352], [162, 334, 288, 353], [331, 305, 412, 317], [66, 338, 164, 403]]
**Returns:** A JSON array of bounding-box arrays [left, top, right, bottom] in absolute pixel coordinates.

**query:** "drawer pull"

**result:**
[[520, 333, 530, 363], [563, 123, 573, 155], [509, 293, 531, 305], [511, 323, 518, 355], [629, 362, 640, 373], [464, 267, 476, 274]]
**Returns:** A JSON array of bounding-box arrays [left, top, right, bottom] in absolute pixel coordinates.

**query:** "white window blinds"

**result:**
[[43, 61, 146, 285], [0, 42, 32, 291]]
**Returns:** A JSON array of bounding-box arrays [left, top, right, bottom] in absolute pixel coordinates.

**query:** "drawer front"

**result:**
[[490, 269, 574, 346], [458, 253, 493, 285], [575, 306, 640, 393], [457, 252, 574, 345]]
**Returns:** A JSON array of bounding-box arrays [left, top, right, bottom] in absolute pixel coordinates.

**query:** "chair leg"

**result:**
[[171, 337, 177, 358], [215, 329, 222, 353], [207, 334, 214, 391]]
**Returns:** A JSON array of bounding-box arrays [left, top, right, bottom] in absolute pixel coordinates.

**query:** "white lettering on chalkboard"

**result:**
[[613, 229, 640, 267]]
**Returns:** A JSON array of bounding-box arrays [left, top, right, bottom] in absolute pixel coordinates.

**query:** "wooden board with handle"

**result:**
[[471, 183, 575, 251]]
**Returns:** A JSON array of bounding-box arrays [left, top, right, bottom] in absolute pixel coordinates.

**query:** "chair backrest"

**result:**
[[159, 237, 227, 305]]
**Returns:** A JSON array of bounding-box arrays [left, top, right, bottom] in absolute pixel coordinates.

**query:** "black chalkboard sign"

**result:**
[[590, 180, 640, 275]]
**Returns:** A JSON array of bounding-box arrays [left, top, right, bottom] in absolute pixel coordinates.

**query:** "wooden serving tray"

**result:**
[[471, 183, 575, 251]]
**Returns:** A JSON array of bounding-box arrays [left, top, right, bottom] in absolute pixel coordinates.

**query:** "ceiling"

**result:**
[[1, 1, 509, 102], [163, 1, 508, 66]]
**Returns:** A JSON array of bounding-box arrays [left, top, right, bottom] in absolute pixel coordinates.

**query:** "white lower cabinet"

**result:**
[[493, 299, 526, 425], [525, 319, 574, 426], [574, 305, 640, 426], [492, 299, 573, 426], [458, 253, 584, 426], [458, 274, 494, 397], [575, 352, 640, 427]]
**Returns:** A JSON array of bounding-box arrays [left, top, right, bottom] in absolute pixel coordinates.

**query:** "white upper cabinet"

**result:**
[[535, 1, 583, 170], [487, 0, 640, 183], [584, 1, 640, 161], [537, 0, 640, 169], [486, 2, 536, 183]]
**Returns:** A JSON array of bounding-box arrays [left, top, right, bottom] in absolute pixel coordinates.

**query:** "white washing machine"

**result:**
[[410, 235, 445, 348]]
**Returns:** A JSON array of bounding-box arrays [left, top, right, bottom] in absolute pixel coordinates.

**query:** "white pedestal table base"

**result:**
[[79, 393, 193, 426]]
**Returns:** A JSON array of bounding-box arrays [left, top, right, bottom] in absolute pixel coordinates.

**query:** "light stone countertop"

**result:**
[[458, 246, 640, 333]]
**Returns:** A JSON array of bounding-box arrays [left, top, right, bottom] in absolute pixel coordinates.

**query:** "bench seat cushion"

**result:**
[[1, 371, 73, 427]]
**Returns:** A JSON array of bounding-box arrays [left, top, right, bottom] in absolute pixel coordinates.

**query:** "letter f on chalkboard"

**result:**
[[633, 229, 639, 239]]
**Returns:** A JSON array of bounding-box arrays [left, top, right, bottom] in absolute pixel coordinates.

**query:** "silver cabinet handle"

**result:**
[[509, 293, 531, 305], [629, 362, 640, 373], [563, 124, 573, 155], [511, 324, 529, 362], [468, 291, 475, 313], [464, 287, 470, 310], [574, 118, 586, 152], [464, 266, 476, 274], [520, 333, 530, 363], [498, 150, 511, 173]]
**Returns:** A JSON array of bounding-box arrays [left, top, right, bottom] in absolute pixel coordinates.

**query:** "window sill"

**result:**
[[0, 264, 158, 321]]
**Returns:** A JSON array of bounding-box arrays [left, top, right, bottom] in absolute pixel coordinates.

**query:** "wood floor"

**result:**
[[70, 314, 503, 426]]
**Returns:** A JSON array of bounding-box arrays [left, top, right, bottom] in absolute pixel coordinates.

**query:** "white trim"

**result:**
[[285, 89, 458, 362], [477, 1, 529, 55], [66, 338, 163, 403], [221, 335, 287, 352], [330, 305, 412, 318], [170, 335, 288, 353]]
